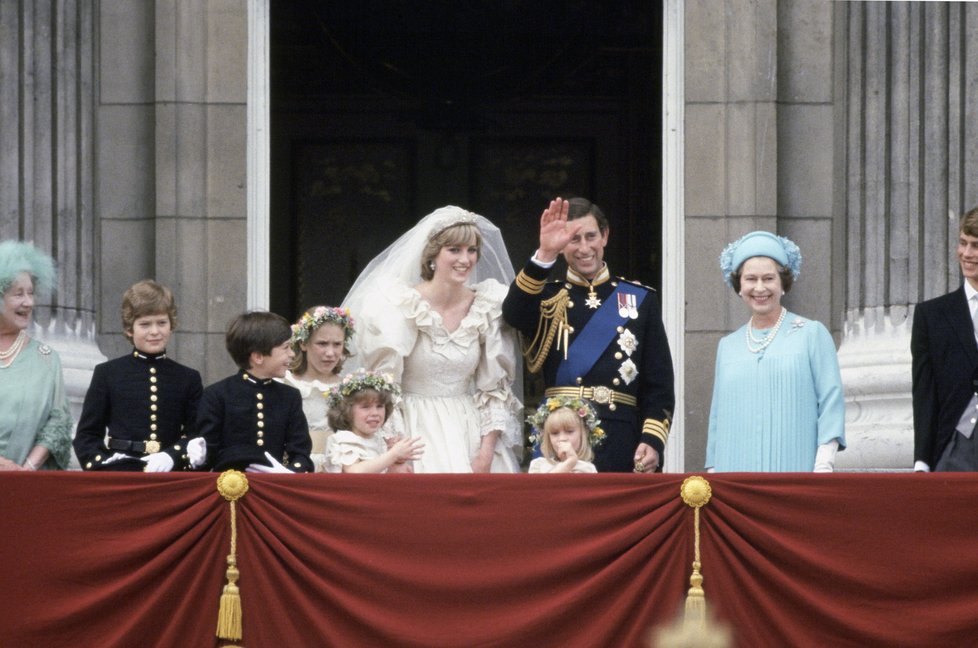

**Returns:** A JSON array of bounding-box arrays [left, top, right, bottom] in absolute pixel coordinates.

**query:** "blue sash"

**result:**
[[554, 282, 647, 386]]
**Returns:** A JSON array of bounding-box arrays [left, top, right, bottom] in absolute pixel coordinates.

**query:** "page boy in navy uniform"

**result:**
[[198, 310, 313, 473], [74, 280, 205, 471]]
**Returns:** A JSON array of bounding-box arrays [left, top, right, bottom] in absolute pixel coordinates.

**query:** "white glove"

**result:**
[[813, 440, 839, 473], [187, 437, 207, 469], [102, 453, 131, 466], [246, 451, 294, 474], [913, 460, 931, 473], [141, 452, 175, 472]]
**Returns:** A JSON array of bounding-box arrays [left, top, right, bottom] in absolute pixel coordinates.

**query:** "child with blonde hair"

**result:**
[[324, 370, 424, 473], [527, 396, 605, 473]]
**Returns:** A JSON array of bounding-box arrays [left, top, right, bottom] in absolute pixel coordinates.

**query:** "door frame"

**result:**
[[246, 0, 687, 471]]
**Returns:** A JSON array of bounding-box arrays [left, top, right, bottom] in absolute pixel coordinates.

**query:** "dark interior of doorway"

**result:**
[[269, 0, 663, 320]]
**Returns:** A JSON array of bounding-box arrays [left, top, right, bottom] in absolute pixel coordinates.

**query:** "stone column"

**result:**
[[837, 2, 978, 470], [0, 0, 106, 445]]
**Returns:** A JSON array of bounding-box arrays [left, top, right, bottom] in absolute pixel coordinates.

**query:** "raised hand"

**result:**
[[536, 197, 583, 263]]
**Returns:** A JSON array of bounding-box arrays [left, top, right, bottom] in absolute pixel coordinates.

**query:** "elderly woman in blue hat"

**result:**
[[706, 231, 845, 472]]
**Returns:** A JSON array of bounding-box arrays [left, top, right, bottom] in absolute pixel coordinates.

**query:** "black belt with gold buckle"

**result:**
[[107, 437, 161, 454]]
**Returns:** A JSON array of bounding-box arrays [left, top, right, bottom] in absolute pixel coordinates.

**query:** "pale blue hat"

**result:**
[[719, 231, 801, 286]]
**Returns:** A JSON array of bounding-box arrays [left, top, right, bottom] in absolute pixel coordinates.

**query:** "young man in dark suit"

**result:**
[[912, 205, 978, 471]]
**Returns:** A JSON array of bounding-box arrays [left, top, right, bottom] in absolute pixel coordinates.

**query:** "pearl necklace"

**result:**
[[745, 307, 786, 354], [0, 330, 27, 367]]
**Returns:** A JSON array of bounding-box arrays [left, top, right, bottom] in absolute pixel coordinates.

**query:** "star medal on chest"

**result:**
[[585, 289, 602, 309], [617, 292, 639, 319]]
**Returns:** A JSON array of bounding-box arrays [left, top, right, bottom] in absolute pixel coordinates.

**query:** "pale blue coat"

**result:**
[[706, 312, 846, 471]]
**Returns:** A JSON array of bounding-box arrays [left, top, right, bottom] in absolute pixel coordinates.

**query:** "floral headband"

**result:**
[[527, 396, 606, 449], [719, 231, 802, 287], [324, 369, 401, 411], [290, 306, 355, 346]]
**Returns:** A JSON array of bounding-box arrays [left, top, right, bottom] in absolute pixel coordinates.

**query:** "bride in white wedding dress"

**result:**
[[342, 206, 522, 473]]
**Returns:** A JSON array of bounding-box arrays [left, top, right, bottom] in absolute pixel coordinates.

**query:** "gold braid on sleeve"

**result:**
[[521, 288, 570, 373]]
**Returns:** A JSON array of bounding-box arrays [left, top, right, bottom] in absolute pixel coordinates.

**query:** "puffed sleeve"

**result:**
[[808, 321, 846, 449], [36, 349, 73, 469], [324, 431, 372, 473], [355, 282, 421, 438], [473, 280, 523, 449]]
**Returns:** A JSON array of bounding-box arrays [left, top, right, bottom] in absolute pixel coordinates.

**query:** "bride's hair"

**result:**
[[419, 223, 482, 281]]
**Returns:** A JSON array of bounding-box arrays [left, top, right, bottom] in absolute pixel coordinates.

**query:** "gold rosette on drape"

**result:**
[[216, 470, 249, 642]]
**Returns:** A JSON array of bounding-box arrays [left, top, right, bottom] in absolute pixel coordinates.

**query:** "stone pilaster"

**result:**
[[837, 2, 978, 470], [0, 0, 106, 460]]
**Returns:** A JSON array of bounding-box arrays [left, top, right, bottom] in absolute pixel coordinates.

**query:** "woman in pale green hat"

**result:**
[[706, 231, 845, 472], [0, 241, 72, 471]]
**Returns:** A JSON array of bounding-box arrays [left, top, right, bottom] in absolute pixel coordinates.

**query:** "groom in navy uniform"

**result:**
[[502, 197, 675, 473], [912, 205, 978, 471]]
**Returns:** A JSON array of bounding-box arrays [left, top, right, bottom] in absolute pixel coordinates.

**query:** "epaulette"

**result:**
[[616, 277, 656, 292]]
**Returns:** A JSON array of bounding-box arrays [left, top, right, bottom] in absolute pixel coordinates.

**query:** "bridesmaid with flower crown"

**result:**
[[284, 305, 355, 471]]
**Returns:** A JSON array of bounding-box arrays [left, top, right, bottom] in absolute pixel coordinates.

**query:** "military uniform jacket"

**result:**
[[73, 350, 203, 471], [503, 260, 675, 472], [198, 370, 313, 473]]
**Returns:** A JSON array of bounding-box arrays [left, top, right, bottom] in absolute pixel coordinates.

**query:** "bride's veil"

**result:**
[[341, 206, 522, 390]]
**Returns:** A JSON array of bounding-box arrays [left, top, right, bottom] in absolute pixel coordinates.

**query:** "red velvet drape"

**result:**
[[1, 473, 977, 647]]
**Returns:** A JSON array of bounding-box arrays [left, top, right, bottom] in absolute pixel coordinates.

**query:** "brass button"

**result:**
[[151, 414, 157, 421], [614, 352, 623, 360], [150, 385, 158, 393], [256, 393, 264, 401], [257, 412, 264, 420], [567, 301, 574, 308], [257, 439, 264, 447], [609, 403, 617, 411], [150, 424, 158, 432], [151, 404, 158, 412], [257, 421, 264, 428], [150, 394, 158, 402], [576, 377, 583, 385], [257, 402, 264, 410], [150, 376, 157, 383], [612, 378, 621, 386], [616, 326, 624, 333], [150, 367, 157, 374]]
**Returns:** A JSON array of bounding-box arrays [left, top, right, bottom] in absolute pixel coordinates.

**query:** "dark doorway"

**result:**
[[270, 0, 663, 319]]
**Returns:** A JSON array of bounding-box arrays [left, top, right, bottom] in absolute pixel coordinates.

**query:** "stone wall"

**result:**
[[96, 0, 249, 384], [683, 0, 839, 470]]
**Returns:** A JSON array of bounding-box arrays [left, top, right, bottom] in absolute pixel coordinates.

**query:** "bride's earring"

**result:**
[[428, 261, 436, 271]]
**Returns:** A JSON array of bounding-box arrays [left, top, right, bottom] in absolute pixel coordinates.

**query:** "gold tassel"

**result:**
[[680, 476, 713, 628], [217, 553, 242, 640], [216, 470, 249, 642]]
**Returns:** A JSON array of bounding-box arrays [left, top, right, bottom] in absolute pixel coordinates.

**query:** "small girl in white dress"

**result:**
[[527, 396, 605, 474], [323, 370, 424, 474]]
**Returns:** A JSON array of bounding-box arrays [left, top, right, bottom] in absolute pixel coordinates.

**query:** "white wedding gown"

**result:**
[[356, 279, 522, 473]]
